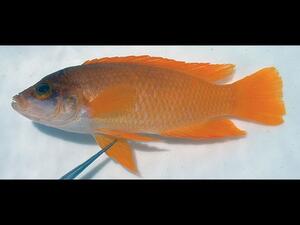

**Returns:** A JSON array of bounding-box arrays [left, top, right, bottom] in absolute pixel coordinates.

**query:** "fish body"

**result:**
[[12, 56, 286, 174], [58, 63, 233, 133]]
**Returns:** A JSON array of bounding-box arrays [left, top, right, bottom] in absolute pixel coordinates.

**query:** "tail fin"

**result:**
[[231, 67, 286, 125]]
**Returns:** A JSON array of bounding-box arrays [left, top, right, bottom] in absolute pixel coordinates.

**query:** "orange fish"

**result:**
[[11, 56, 286, 174]]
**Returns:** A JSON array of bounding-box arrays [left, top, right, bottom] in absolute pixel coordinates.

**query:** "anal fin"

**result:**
[[160, 119, 246, 139], [94, 134, 138, 174]]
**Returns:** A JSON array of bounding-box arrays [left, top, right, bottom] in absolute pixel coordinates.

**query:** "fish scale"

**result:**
[[64, 63, 233, 132]]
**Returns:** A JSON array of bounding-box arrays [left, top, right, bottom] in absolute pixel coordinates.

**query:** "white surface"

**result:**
[[0, 46, 299, 179]]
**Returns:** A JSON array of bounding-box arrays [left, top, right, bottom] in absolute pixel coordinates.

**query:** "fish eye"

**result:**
[[35, 82, 52, 100]]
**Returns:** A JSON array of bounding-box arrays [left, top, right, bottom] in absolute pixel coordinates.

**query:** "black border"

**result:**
[[2, 28, 299, 45], [2, 6, 300, 45], [2, 180, 300, 212], [2, 179, 300, 195], [3, 0, 300, 45]]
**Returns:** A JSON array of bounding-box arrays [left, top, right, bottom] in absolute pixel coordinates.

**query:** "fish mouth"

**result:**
[[11, 94, 42, 122], [11, 95, 20, 111], [11, 94, 28, 112], [11, 99, 17, 110]]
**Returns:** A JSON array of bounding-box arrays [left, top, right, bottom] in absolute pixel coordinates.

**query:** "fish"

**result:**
[[12, 55, 286, 174]]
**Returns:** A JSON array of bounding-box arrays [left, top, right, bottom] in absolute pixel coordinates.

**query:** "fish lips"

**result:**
[[11, 94, 42, 122], [11, 94, 28, 112]]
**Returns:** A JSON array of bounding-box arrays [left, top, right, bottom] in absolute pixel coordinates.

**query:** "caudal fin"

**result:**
[[232, 67, 286, 125]]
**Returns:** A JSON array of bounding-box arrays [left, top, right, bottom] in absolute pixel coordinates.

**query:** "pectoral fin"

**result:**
[[87, 85, 136, 118], [161, 119, 246, 139], [94, 134, 138, 174]]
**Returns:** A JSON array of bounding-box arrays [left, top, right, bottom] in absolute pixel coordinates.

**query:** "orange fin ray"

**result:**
[[160, 119, 246, 139], [96, 129, 158, 142], [83, 55, 235, 82], [94, 134, 138, 174], [87, 85, 136, 118], [231, 67, 286, 125]]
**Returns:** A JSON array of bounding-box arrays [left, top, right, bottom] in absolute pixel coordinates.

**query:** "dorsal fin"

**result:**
[[83, 55, 235, 82]]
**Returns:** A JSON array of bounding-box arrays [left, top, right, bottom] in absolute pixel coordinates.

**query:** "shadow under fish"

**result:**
[[33, 122, 96, 145]]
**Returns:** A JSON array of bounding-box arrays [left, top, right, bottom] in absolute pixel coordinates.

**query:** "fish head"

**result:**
[[11, 69, 82, 127]]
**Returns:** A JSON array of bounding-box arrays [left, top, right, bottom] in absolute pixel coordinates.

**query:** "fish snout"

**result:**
[[11, 94, 28, 111]]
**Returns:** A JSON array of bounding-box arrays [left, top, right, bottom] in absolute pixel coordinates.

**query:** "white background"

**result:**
[[0, 46, 299, 179]]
